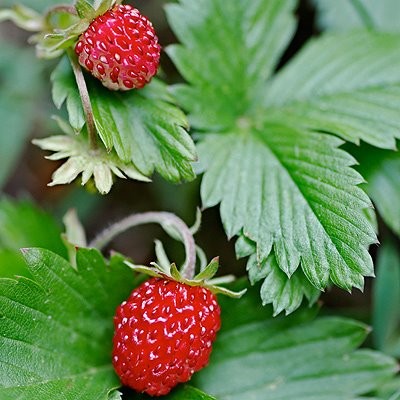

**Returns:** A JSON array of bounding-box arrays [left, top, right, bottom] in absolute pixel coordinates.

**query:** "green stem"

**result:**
[[349, 0, 375, 30], [89, 212, 197, 280], [67, 49, 98, 150]]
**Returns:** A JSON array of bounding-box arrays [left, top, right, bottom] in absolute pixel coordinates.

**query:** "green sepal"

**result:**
[[75, 0, 96, 20], [210, 285, 247, 299], [124, 258, 246, 299], [170, 263, 182, 281], [95, 0, 117, 15], [0, 5, 44, 31], [194, 257, 219, 281], [125, 262, 162, 278]]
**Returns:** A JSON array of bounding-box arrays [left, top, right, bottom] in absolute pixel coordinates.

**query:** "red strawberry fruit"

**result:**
[[75, 4, 161, 91], [112, 277, 221, 396]]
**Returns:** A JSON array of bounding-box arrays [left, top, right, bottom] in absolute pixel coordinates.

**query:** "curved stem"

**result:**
[[89, 212, 197, 280], [47, 5, 78, 16], [67, 49, 98, 150]]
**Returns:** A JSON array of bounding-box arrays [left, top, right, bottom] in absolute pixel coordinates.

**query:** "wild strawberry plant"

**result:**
[[0, 0, 399, 399]]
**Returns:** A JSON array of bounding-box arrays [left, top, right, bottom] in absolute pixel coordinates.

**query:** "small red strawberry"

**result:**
[[75, 4, 161, 91], [112, 277, 221, 396]]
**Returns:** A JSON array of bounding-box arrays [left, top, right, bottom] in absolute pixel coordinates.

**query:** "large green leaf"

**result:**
[[313, 0, 400, 32], [52, 58, 196, 183], [167, 0, 400, 313], [166, 0, 297, 130], [192, 286, 398, 400], [198, 124, 376, 292], [0, 42, 45, 188], [0, 248, 136, 399], [264, 32, 400, 149], [354, 145, 400, 236]]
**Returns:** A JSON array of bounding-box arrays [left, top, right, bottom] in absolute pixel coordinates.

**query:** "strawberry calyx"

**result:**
[[125, 257, 247, 299], [0, 0, 121, 59]]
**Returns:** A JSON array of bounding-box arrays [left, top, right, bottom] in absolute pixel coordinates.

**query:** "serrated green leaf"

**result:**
[[195, 257, 219, 281], [313, 0, 400, 33], [353, 144, 400, 236], [89, 79, 196, 183], [264, 32, 400, 149], [166, 0, 297, 130], [247, 253, 320, 316], [52, 58, 85, 131], [192, 287, 398, 399], [372, 241, 400, 357], [168, 0, 384, 301], [0, 248, 137, 399], [199, 123, 376, 293], [51, 58, 196, 183]]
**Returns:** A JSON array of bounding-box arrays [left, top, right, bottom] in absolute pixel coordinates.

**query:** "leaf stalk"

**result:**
[[89, 212, 197, 280], [67, 48, 98, 150]]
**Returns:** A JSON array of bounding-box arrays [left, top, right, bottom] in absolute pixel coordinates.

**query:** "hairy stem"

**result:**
[[47, 5, 78, 16], [349, 0, 375, 29], [67, 49, 98, 150], [89, 212, 197, 280]]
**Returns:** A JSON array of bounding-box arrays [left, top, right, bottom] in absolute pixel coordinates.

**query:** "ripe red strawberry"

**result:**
[[75, 4, 161, 91], [112, 277, 221, 396]]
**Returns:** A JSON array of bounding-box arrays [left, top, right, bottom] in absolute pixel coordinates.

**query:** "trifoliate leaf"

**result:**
[[264, 32, 400, 149], [313, 0, 400, 33], [51, 58, 196, 183], [168, 0, 391, 308], [192, 285, 398, 400], [33, 130, 150, 194], [0, 248, 136, 399], [166, 0, 297, 130], [198, 123, 376, 292], [353, 144, 400, 237]]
